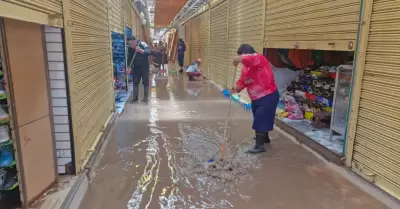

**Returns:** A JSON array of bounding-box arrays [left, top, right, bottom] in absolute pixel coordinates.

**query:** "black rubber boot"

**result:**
[[246, 132, 266, 154], [131, 84, 139, 103], [252, 132, 271, 144], [142, 86, 149, 102]]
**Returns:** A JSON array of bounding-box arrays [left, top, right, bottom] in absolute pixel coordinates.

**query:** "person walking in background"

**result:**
[[231, 44, 279, 154], [158, 41, 167, 71], [127, 36, 151, 102], [177, 38, 186, 73]]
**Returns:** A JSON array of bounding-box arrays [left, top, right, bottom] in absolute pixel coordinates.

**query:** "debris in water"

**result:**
[[179, 123, 261, 190]]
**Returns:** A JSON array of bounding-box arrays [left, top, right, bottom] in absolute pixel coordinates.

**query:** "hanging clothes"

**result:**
[[278, 49, 297, 70], [265, 48, 286, 68]]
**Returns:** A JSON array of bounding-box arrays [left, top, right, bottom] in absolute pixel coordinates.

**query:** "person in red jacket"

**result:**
[[232, 44, 279, 154]]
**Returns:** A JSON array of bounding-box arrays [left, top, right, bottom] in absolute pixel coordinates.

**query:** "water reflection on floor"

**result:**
[[79, 74, 388, 209]]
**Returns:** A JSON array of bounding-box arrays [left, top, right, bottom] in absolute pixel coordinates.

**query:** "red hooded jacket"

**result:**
[[235, 53, 277, 100]]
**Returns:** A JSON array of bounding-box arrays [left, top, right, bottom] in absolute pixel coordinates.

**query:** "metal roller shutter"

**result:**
[[62, 0, 114, 173], [184, 20, 192, 66], [132, 10, 137, 36], [228, 0, 263, 102], [346, 0, 400, 199], [191, 17, 200, 63], [210, 1, 228, 88], [3, 0, 62, 14], [125, 0, 133, 28], [109, 0, 124, 33], [198, 10, 210, 78], [264, 0, 361, 51]]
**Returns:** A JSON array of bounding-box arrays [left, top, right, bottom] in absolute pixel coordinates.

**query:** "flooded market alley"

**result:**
[[79, 74, 388, 209]]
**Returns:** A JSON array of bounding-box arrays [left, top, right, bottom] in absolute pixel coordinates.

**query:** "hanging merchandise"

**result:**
[[324, 51, 349, 66], [311, 50, 325, 66], [278, 49, 298, 70], [288, 49, 314, 69], [265, 48, 286, 68]]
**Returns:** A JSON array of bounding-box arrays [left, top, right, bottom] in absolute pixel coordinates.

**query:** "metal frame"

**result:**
[[40, 25, 59, 179], [344, 0, 372, 167]]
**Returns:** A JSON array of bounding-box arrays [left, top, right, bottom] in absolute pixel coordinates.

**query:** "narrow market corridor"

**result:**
[[79, 74, 388, 209]]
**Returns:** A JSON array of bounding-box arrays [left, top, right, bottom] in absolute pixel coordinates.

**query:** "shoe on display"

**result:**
[[0, 108, 8, 124], [0, 169, 5, 187], [0, 126, 9, 144], [0, 168, 17, 190], [0, 82, 5, 100], [0, 148, 13, 168]]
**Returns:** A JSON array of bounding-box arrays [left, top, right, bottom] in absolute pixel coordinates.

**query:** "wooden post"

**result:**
[[208, 3, 211, 79], [224, 0, 230, 89], [261, 0, 267, 51], [61, 0, 80, 174], [344, 0, 373, 167]]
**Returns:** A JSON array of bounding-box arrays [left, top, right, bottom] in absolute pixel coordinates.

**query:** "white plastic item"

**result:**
[[0, 125, 9, 143]]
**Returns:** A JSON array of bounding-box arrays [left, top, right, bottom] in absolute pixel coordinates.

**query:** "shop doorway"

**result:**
[[266, 48, 354, 157], [0, 18, 57, 208]]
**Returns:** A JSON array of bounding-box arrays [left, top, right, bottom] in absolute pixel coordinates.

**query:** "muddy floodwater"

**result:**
[[79, 74, 388, 209]]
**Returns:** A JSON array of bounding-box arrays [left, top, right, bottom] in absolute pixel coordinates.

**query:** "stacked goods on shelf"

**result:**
[[112, 32, 126, 92], [278, 66, 336, 129], [0, 55, 20, 207], [274, 49, 352, 131], [112, 32, 127, 101]]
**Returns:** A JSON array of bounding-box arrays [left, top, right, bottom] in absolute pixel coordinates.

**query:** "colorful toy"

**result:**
[[283, 95, 303, 120]]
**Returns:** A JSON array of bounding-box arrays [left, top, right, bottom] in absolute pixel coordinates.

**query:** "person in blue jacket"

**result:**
[[127, 36, 151, 102]]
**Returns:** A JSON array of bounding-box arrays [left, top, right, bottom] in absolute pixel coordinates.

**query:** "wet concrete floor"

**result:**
[[79, 74, 388, 209]]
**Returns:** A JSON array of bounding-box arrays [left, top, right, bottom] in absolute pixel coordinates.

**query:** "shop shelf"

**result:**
[[0, 160, 15, 169], [0, 181, 19, 191], [0, 140, 11, 147]]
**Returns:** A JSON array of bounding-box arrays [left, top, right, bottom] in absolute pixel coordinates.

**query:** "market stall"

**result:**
[[267, 48, 353, 155]]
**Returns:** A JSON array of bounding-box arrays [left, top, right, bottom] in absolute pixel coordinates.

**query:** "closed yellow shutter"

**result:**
[[198, 10, 210, 78], [109, 0, 124, 33], [125, 0, 133, 28], [210, 1, 228, 88], [3, 0, 62, 14], [191, 17, 200, 63], [264, 0, 361, 51], [184, 21, 192, 66], [346, 0, 400, 200], [132, 10, 137, 36], [62, 0, 114, 173], [227, 0, 263, 102]]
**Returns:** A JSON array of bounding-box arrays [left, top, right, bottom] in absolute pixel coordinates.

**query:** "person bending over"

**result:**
[[127, 36, 151, 102], [231, 44, 279, 154], [186, 58, 205, 81]]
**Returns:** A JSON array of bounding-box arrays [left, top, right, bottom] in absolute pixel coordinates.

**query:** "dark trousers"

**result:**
[[251, 91, 279, 132], [178, 54, 184, 67], [132, 67, 149, 99]]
